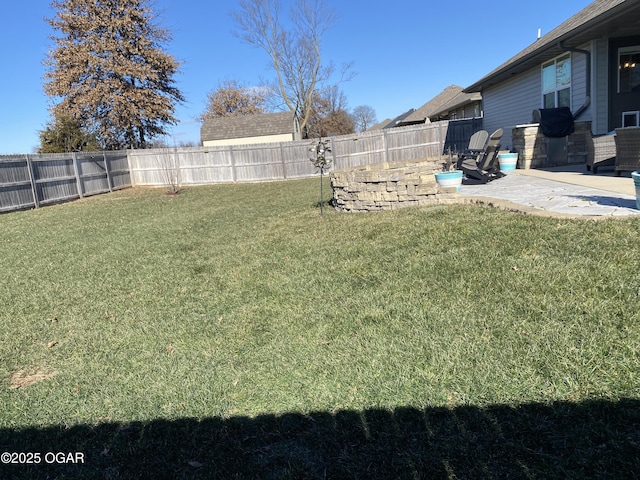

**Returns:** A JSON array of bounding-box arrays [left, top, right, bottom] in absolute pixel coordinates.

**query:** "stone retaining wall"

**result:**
[[330, 157, 460, 212]]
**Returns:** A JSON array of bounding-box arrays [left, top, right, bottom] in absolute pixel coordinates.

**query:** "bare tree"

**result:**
[[197, 80, 268, 121], [351, 105, 378, 132], [44, 0, 184, 150], [231, 0, 353, 137]]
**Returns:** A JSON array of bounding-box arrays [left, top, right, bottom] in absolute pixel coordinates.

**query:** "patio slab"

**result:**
[[515, 164, 636, 196], [460, 168, 639, 218]]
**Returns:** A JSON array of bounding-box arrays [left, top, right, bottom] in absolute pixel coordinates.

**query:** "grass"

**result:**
[[1, 178, 639, 478]]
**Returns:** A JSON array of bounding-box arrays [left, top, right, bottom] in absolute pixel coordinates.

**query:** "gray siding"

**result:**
[[571, 47, 590, 120], [594, 38, 610, 134], [571, 49, 591, 116], [482, 68, 541, 150], [482, 48, 596, 148]]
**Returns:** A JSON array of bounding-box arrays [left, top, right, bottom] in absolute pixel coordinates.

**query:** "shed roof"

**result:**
[[201, 111, 297, 142], [465, 0, 639, 92]]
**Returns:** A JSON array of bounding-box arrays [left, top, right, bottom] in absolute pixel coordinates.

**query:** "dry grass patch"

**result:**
[[8, 368, 58, 390]]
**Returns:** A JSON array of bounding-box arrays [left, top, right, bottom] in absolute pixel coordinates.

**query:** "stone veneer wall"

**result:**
[[512, 121, 591, 169], [330, 157, 460, 212]]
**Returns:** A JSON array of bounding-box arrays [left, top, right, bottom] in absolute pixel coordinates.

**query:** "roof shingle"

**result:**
[[201, 111, 297, 142], [465, 0, 632, 92]]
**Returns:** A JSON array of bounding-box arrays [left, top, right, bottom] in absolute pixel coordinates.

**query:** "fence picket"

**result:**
[[72, 153, 84, 198], [104, 152, 113, 192], [26, 155, 39, 209]]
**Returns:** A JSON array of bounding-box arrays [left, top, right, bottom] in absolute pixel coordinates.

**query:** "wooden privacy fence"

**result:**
[[128, 121, 451, 186], [0, 151, 131, 213], [444, 117, 484, 153], [1, 119, 479, 214]]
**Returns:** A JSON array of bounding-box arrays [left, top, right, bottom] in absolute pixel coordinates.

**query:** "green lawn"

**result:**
[[1, 178, 639, 479]]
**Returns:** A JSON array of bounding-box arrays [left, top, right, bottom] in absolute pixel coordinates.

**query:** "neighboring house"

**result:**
[[465, 0, 640, 155], [200, 111, 301, 147], [367, 118, 393, 131], [378, 108, 420, 129], [432, 89, 483, 121], [398, 85, 482, 126], [373, 85, 483, 153], [372, 85, 482, 132]]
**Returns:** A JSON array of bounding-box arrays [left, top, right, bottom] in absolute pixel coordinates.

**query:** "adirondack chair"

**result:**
[[467, 129, 489, 151], [457, 128, 504, 183], [456, 130, 489, 161]]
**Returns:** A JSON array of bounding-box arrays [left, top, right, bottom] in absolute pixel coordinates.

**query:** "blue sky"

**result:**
[[0, 0, 593, 154]]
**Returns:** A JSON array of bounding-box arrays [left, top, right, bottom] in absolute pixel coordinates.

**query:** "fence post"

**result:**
[[440, 122, 447, 154], [126, 150, 135, 187], [383, 129, 389, 163], [25, 154, 40, 208], [72, 152, 84, 198], [229, 146, 237, 182], [280, 142, 287, 179], [328, 136, 337, 169], [173, 144, 181, 188], [104, 152, 113, 192]]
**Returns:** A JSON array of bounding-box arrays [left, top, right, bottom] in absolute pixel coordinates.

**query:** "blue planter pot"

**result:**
[[435, 170, 463, 192], [498, 153, 518, 171], [632, 171, 640, 210]]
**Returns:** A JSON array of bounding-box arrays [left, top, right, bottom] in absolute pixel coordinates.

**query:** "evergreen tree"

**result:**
[[38, 116, 100, 153], [44, 0, 184, 149]]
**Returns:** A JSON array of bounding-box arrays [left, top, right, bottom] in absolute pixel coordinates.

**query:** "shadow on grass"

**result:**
[[1, 398, 639, 479]]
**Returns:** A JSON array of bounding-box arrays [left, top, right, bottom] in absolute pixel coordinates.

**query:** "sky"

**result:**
[[0, 0, 595, 155]]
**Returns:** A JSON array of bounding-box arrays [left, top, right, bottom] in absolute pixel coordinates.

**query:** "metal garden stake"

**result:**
[[309, 138, 332, 214]]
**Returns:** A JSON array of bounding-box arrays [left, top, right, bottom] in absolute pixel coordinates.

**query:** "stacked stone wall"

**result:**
[[330, 157, 460, 212], [512, 121, 591, 169]]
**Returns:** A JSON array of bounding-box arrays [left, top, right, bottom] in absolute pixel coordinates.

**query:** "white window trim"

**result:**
[[541, 53, 572, 109]]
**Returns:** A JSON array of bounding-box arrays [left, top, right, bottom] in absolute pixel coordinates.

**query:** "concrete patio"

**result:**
[[460, 164, 640, 218]]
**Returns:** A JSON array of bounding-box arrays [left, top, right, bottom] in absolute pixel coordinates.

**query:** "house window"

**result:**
[[618, 46, 640, 93], [542, 54, 571, 108]]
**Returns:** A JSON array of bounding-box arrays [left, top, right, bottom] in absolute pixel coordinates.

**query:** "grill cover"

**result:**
[[532, 107, 575, 137]]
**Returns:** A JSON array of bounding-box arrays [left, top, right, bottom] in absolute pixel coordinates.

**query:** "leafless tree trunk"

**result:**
[[231, 0, 353, 137]]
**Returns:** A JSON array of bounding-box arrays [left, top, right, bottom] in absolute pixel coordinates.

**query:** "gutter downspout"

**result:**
[[559, 41, 591, 120]]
